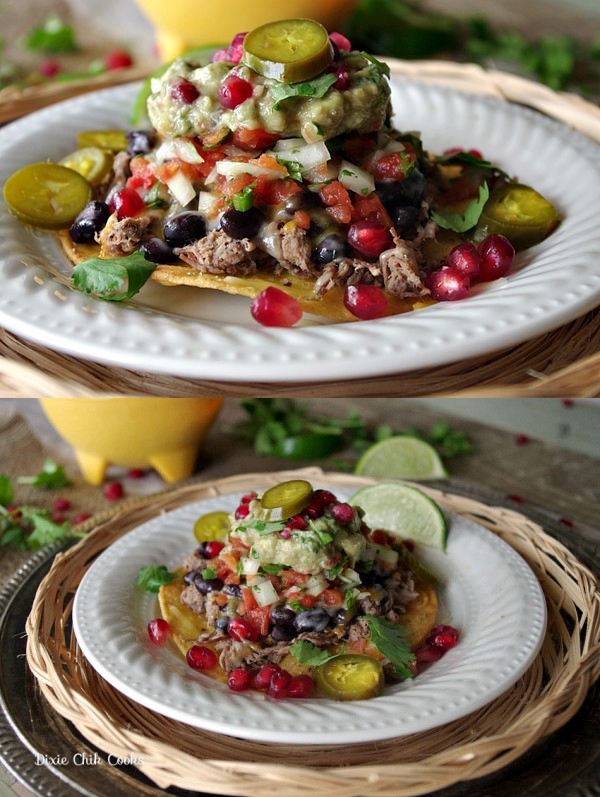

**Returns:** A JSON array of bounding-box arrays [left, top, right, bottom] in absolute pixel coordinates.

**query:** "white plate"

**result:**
[[1, 81, 598, 383], [72, 487, 547, 744]]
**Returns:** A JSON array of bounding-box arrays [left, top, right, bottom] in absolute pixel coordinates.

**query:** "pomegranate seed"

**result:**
[[313, 489, 337, 506], [235, 504, 250, 520], [477, 234, 515, 281], [430, 632, 459, 649], [402, 539, 415, 552], [288, 514, 307, 530], [171, 79, 200, 104], [105, 50, 133, 70], [127, 468, 146, 479], [287, 674, 314, 698], [240, 492, 258, 504], [186, 645, 218, 670], [217, 74, 253, 109], [515, 434, 529, 446], [51, 511, 65, 524], [253, 664, 282, 690], [559, 517, 574, 528], [103, 481, 123, 501], [305, 502, 324, 519], [426, 266, 471, 301], [40, 58, 61, 77], [8, 505, 22, 520], [204, 540, 225, 558], [415, 645, 443, 663], [74, 512, 91, 524], [268, 669, 292, 699], [468, 149, 484, 159], [250, 287, 303, 327], [348, 221, 393, 259], [331, 503, 355, 523], [228, 667, 251, 691], [148, 618, 170, 646], [280, 528, 292, 539], [329, 32, 352, 53], [110, 187, 144, 220], [446, 242, 480, 279], [344, 284, 389, 320], [430, 624, 459, 637], [53, 498, 71, 511], [211, 32, 247, 64], [562, 399, 574, 408], [228, 617, 259, 642], [506, 494, 524, 504], [333, 63, 350, 91]]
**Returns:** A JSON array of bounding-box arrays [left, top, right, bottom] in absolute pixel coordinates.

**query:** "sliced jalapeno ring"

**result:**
[[315, 654, 384, 701], [76, 129, 128, 152], [60, 146, 113, 186], [243, 19, 333, 84], [260, 479, 313, 518], [272, 433, 344, 460], [477, 182, 559, 249], [193, 511, 231, 543]]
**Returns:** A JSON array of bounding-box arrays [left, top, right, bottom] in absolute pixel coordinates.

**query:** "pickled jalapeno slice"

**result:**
[[314, 654, 384, 700], [193, 511, 231, 543], [260, 479, 313, 518], [60, 146, 113, 186], [243, 19, 333, 84], [76, 129, 129, 152], [477, 182, 559, 249]]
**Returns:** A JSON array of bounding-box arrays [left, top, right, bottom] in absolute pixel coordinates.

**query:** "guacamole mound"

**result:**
[[147, 53, 391, 142]]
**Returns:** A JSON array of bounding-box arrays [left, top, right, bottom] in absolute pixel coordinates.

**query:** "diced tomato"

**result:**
[[126, 156, 156, 192], [294, 210, 311, 230], [352, 192, 393, 227], [296, 594, 316, 609], [253, 176, 302, 206], [230, 536, 251, 555], [320, 180, 353, 224], [201, 128, 231, 148], [246, 606, 270, 637], [251, 153, 288, 174], [213, 593, 228, 607], [240, 587, 258, 614], [347, 637, 368, 654], [221, 552, 240, 572], [216, 172, 255, 201], [232, 127, 280, 152], [281, 570, 308, 587], [224, 571, 241, 585], [266, 574, 282, 589], [156, 146, 227, 184], [318, 588, 344, 605], [215, 559, 235, 582], [371, 149, 416, 181]]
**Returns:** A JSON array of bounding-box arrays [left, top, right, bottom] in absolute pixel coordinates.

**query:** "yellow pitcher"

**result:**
[[39, 398, 223, 485], [135, 0, 356, 61]]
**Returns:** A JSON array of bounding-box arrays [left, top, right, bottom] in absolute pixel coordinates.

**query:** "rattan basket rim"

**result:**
[[25, 469, 600, 796]]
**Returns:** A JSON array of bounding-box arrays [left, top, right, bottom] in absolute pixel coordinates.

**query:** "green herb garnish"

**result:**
[[271, 72, 338, 111], [0, 474, 13, 507], [25, 14, 78, 54], [17, 459, 71, 490], [137, 565, 178, 593], [144, 182, 169, 209], [231, 182, 256, 211], [360, 615, 415, 679], [246, 518, 287, 535], [359, 51, 391, 78], [261, 563, 283, 575], [431, 182, 490, 233], [289, 640, 339, 666], [0, 505, 81, 551], [327, 557, 349, 580], [288, 600, 305, 613], [202, 566, 217, 580], [277, 159, 303, 183], [72, 251, 157, 302]]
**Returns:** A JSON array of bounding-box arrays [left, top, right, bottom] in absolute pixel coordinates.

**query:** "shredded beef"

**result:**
[[204, 594, 224, 630], [180, 584, 205, 617], [345, 617, 371, 642], [182, 552, 205, 574], [379, 240, 428, 298], [218, 639, 253, 672], [313, 258, 382, 297], [175, 230, 257, 275], [383, 568, 418, 621], [279, 228, 316, 276], [97, 213, 153, 256]]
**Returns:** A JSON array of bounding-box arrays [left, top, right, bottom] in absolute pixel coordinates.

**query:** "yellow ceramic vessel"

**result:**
[[39, 398, 223, 485], [135, 0, 356, 60]]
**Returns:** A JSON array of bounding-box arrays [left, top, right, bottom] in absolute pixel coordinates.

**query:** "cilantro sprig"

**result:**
[[360, 615, 415, 679], [17, 459, 71, 490], [431, 182, 490, 234], [72, 251, 157, 302], [271, 72, 338, 111], [24, 14, 78, 54], [289, 640, 339, 666], [136, 565, 178, 593]]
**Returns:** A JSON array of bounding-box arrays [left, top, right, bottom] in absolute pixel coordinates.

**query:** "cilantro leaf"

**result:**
[[327, 557, 349, 580], [261, 563, 283, 575], [0, 525, 28, 550], [19, 508, 76, 550], [17, 459, 71, 490], [271, 72, 338, 110], [72, 251, 157, 302], [25, 14, 78, 54], [202, 566, 217, 580], [360, 615, 415, 679], [431, 182, 490, 233], [436, 151, 504, 173], [143, 182, 169, 209], [0, 474, 13, 507], [246, 518, 287, 535], [289, 640, 338, 666], [231, 182, 256, 211], [288, 600, 304, 613], [307, 519, 334, 546], [137, 565, 178, 593], [277, 158, 303, 183], [359, 51, 391, 78]]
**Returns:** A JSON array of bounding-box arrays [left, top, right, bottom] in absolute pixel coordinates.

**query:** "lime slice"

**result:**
[[243, 19, 333, 84], [349, 482, 448, 550], [355, 436, 448, 481]]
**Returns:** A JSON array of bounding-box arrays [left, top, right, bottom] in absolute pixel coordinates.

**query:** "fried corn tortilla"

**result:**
[[57, 231, 424, 322]]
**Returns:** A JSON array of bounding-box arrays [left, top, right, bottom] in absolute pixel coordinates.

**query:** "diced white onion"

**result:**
[[363, 543, 378, 561], [197, 190, 219, 217], [303, 161, 339, 184], [378, 139, 406, 156], [155, 139, 204, 164], [274, 138, 306, 152], [305, 574, 328, 597], [240, 557, 260, 576], [375, 546, 399, 566], [340, 568, 362, 584], [273, 141, 331, 172], [252, 580, 280, 607], [166, 172, 196, 206], [215, 160, 285, 180], [338, 159, 375, 196]]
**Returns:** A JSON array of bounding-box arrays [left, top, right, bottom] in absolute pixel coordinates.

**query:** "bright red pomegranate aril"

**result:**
[[105, 50, 133, 70], [73, 512, 91, 524], [217, 74, 253, 109], [103, 481, 123, 501], [446, 242, 480, 279], [127, 468, 146, 479], [250, 287, 303, 328], [348, 221, 393, 259], [280, 528, 292, 539], [53, 498, 71, 511], [334, 63, 350, 90], [228, 668, 251, 691], [228, 617, 259, 643], [111, 187, 144, 220], [235, 504, 250, 520], [211, 32, 247, 64], [344, 284, 389, 320], [515, 434, 529, 446], [268, 669, 292, 699], [426, 267, 471, 301], [253, 664, 282, 690], [148, 618, 170, 646], [287, 514, 307, 530], [415, 645, 443, 663], [329, 32, 352, 52], [186, 645, 218, 670], [468, 149, 483, 159], [313, 489, 337, 506], [171, 79, 200, 104], [305, 502, 324, 519], [287, 674, 314, 698], [331, 503, 355, 523], [40, 58, 61, 77], [477, 234, 515, 281], [240, 492, 258, 504], [402, 539, 415, 552], [204, 540, 225, 558], [431, 632, 459, 649]]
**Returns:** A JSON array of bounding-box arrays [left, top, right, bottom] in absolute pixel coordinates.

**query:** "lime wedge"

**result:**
[[355, 436, 448, 481], [349, 482, 448, 550]]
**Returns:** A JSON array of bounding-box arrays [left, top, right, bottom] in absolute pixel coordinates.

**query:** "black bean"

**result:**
[[271, 624, 298, 642], [284, 190, 320, 215], [223, 584, 242, 598], [68, 201, 110, 244], [313, 233, 349, 265], [270, 606, 296, 625], [215, 616, 231, 634], [183, 570, 197, 585], [193, 575, 224, 594], [195, 543, 208, 557], [334, 608, 349, 625], [163, 212, 206, 247], [219, 207, 263, 240], [139, 237, 175, 264], [376, 167, 426, 213], [294, 608, 330, 634], [127, 130, 156, 156]]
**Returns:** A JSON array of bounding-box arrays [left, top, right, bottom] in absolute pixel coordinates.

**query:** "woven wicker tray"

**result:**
[[1, 59, 600, 398], [25, 469, 600, 796]]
